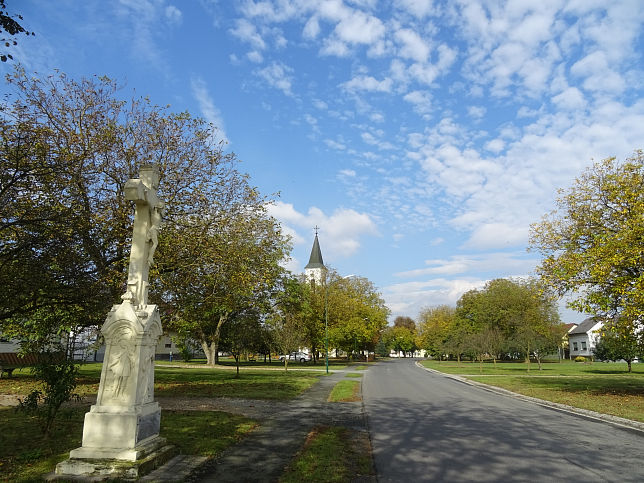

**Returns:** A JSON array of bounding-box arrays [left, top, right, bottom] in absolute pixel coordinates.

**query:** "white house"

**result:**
[[568, 317, 603, 359]]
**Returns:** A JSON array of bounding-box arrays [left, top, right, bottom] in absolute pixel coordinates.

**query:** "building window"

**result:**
[[581, 341, 587, 351], [573, 342, 578, 351], [165, 343, 172, 348]]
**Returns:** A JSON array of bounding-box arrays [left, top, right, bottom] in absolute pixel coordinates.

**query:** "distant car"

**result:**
[[279, 351, 312, 363]]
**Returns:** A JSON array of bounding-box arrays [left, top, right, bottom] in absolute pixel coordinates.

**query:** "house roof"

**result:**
[[563, 323, 578, 333], [569, 317, 601, 335], [304, 234, 326, 270]]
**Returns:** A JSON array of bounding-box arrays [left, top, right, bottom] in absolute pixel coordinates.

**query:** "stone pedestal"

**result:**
[[54, 301, 173, 479]]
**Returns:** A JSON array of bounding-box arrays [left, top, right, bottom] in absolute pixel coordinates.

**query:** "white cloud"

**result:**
[[165, 5, 182, 25], [257, 61, 294, 95], [267, 202, 379, 266], [190, 77, 228, 144], [383, 278, 486, 318], [403, 90, 432, 116], [230, 18, 266, 50], [460, 223, 529, 250], [247, 50, 264, 63], [342, 75, 393, 93], [395, 28, 430, 63], [394, 0, 435, 19]]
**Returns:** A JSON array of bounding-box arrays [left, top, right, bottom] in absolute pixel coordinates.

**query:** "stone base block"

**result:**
[[50, 440, 176, 481], [74, 402, 161, 457]]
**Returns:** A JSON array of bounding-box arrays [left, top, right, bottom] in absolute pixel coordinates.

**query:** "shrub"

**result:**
[[574, 356, 586, 363]]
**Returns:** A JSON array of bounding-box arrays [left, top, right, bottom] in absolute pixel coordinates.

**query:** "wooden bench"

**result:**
[[0, 353, 41, 378]]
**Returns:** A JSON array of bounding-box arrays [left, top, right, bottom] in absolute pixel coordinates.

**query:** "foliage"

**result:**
[[0, 66, 244, 336], [594, 322, 642, 372], [320, 271, 389, 360], [530, 152, 644, 353], [417, 305, 456, 359], [383, 325, 417, 357], [16, 350, 81, 435], [158, 188, 290, 366], [574, 356, 586, 362], [219, 310, 265, 377], [0, 0, 34, 62], [268, 276, 309, 370], [453, 278, 561, 368]]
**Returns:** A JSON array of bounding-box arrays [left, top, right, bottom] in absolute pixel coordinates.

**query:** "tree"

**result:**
[[417, 305, 455, 360], [269, 276, 309, 370], [157, 200, 290, 366], [384, 325, 417, 357], [393, 316, 416, 331], [219, 310, 264, 377], [452, 278, 560, 368], [0, 0, 34, 62], [325, 273, 389, 360], [530, 152, 644, 354], [594, 320, 641, 372]]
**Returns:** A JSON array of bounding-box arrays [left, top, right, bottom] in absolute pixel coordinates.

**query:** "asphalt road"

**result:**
[[362, 358, 644, 482]]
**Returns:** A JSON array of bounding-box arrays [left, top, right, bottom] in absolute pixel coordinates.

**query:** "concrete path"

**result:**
[[143, 369, 370, 482]]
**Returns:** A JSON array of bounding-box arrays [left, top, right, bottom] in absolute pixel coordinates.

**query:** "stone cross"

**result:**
[[56, 164, 171, 477], [123, 165, 164, 308]]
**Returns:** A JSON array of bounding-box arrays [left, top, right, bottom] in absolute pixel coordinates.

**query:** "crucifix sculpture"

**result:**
[[57, 164, 171, 477], [123, 165, 164, 308]]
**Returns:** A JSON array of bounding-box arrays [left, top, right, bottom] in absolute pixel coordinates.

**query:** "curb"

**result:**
[[415, 361, 644, 434]]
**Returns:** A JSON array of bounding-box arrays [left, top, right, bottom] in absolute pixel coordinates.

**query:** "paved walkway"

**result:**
[[143, 369, 370, 482]]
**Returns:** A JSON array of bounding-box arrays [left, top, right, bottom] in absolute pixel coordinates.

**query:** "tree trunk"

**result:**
[[628, 360, 632, 373], [201, 340, 217, 365], [202, 314, 228, 367]]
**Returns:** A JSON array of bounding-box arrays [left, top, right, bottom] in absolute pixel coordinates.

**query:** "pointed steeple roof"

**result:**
[[305, 234, 326, 270]]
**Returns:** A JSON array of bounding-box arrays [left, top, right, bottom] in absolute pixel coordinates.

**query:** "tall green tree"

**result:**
[[325, 273, 389, 359], [417, 305, 456, 360], [530, 152, 644, 353], [157, 200, 290, 366], [594, 321, 641, 372]]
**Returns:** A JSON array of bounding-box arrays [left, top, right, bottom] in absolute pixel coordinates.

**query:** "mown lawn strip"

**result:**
[[279, 426, 373, 483]]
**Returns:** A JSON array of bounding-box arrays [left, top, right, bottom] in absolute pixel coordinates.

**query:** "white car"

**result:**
[[279, 351, 312, 363]]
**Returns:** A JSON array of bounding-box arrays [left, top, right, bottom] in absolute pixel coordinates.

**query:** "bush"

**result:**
[[574, 356, 586, 363]]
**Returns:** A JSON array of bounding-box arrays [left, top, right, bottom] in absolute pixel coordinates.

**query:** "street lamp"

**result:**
[[324, 274, 355, 374]]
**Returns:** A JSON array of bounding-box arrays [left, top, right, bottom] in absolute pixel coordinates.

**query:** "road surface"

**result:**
[[363, 358, 644, 482]]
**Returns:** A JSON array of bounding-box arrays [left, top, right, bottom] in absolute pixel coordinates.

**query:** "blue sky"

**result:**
[[4, 0, 644, 323]]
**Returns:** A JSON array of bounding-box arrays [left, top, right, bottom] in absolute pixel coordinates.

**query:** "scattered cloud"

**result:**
[[256, 61, 294, 95], [190, 77, 228, 144], [267, 201, 379, 271]]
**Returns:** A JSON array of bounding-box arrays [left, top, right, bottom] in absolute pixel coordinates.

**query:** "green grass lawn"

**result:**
[[0, 363, 322, 400], [328, 380, 361, 402], [279, 426, 373, 483], [421, 359, 644, 422], [0, 406, 256, 482], [345, 373, 363, 378]]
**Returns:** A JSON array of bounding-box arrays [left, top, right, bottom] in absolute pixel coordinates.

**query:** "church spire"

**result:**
[[305, 227, 327, 284]]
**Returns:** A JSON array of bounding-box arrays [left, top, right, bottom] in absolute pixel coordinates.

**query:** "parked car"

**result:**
[[279, 351, 312, 363]]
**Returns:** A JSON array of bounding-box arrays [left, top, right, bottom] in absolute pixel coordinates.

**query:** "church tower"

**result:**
[[305, 227, 327, 285]]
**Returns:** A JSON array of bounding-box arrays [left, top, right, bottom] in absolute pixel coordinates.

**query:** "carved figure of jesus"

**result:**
[[146, 202, 163, 266], [124, 165, 163, 308]]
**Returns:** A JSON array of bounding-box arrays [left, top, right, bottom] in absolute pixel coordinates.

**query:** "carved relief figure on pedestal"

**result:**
[[108, 328, 134, 400]]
